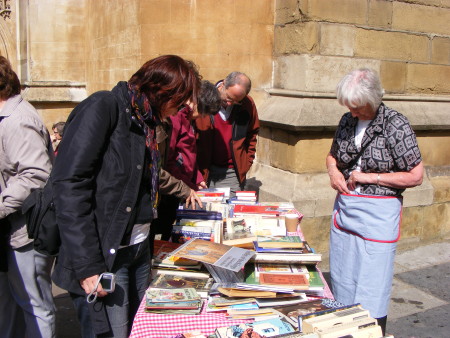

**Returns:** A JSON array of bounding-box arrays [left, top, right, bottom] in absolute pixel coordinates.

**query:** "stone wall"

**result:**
[[85, 0, 275, 100], [253, 0, 450, 253]]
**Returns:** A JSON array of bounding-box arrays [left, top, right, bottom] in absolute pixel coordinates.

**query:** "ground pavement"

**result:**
[[54, 239, 450, 338]]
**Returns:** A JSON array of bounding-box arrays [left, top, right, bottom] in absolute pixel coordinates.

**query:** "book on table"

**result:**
[[259, 273, 309, 290], [215, 317, 295, 338], [151, 266, 211, 279], [149, 273, 214, 298], [152, 240, 202, 268], [235, 191, 257, 197], [256, 235, 304, 249], [255, 263, 309, 278], [225, 215, 286, 238], [167, 238, 255, 283], [273, 298, 346, 329], [251, 241, 322, 264], [170, 224, 213, 243], [144, 287, 203, 313]]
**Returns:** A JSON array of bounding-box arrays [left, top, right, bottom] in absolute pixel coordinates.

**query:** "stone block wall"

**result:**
[[86, 0, 275, 98], [254, 0, 450, 252]]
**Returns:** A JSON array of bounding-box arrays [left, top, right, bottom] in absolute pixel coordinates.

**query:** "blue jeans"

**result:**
[[71, 240, 151, 338]]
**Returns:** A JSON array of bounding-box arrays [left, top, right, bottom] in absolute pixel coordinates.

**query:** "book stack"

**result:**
[[252, 236, 322, 265], [206, 297, 258, 313], [172, 209, 223, 243], [144, 287, 203, 314], [228, 191, 258, 205], [299, 303, 383, 337]]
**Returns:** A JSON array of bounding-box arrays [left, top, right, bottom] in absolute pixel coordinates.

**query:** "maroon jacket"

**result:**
[[195, 94, 259, 185]]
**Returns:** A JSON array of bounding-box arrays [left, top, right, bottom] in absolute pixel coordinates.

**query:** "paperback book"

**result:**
[[256, 235, 304, 249], [255, 263, 309, 278], [273, 299, 345, 329], [215, 317, 295, 337], [259, 273, 309, 290], [145, 287, 201, 303], [149, 273, 214, 298], [152, 240, 201, 268], [167, 238, 255, 283]]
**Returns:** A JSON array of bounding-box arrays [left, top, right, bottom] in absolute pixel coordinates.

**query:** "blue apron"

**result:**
[[330, 193, 402, 318]]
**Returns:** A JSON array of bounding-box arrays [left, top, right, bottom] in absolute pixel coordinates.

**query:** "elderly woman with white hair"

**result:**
[[326, 68, 423, 334]]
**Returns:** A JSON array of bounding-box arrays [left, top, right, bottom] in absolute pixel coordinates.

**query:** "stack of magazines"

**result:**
[[144, 287, 203, 315]]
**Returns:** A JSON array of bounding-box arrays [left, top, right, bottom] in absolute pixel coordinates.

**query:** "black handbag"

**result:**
[[0, 217, 10, 272], [22, 179, 60, 256]]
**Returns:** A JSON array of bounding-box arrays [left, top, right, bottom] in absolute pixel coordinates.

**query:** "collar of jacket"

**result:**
[[0, 95, 23, 118]]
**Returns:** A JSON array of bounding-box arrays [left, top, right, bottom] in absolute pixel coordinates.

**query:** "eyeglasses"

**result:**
[[221, 86, 243, 106]]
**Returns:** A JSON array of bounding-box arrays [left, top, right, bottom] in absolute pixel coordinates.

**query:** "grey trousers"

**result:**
[[0, 243, 56, 338], [208, 165, 243, 197]]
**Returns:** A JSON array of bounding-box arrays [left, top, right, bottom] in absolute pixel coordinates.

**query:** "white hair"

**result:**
[[336, 68, 384, 111]]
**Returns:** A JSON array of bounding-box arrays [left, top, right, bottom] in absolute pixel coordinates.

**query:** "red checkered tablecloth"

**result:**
[[129, 271, 333, 338], [130, 229, 333, 337]]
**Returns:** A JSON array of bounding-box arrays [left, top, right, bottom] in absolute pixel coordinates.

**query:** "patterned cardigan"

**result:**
[[330, 103, 422, 196]]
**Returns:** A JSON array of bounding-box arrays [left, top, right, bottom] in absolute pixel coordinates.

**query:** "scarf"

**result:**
[[127, 83, 160, 217]]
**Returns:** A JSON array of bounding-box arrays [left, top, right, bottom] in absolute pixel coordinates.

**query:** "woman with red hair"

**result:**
[[51, 55, 201, 337]]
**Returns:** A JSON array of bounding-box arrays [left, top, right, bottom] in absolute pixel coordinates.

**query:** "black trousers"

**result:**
[[148, 194, 180, 255]]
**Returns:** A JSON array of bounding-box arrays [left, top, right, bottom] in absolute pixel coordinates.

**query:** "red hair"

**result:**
[[129, 55, 201, 117]]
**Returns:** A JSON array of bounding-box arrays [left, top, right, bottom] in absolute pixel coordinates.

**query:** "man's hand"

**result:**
[[184, 189, 203, 209], [198, 181, 207, 190], [80, 275, 107, 298]]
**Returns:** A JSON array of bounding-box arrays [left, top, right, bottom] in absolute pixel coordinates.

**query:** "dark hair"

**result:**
[[52, 121, 66, 137], [129, 55, 201, 117], [224, 71, 251, 95], [197, 80, 221, 116], [0, 56, 21, 100]]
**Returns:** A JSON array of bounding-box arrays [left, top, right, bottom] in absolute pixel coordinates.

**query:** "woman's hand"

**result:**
[[80, 275, 107, 297], [328, 166, 350, 194], [185, 189, 203, 209]]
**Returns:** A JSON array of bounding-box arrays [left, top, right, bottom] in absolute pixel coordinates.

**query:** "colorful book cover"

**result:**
[[149, 274, 214, 296], [145, 287, 200, 303], [153, 240, 200, 266], [233, 204, 282, 215], [251, 317, 295, 336], [168, 238, 254, 273], [259, 273, 309, 289]]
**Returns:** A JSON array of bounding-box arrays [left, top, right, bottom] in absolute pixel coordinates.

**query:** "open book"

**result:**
[[167, 238, 255, 283]]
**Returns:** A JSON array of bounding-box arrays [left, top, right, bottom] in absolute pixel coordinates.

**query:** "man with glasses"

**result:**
[[195, 72, 260, 197]]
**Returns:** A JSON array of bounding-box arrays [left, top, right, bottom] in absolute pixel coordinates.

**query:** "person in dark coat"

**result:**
[[51, 55, 201, 337]]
